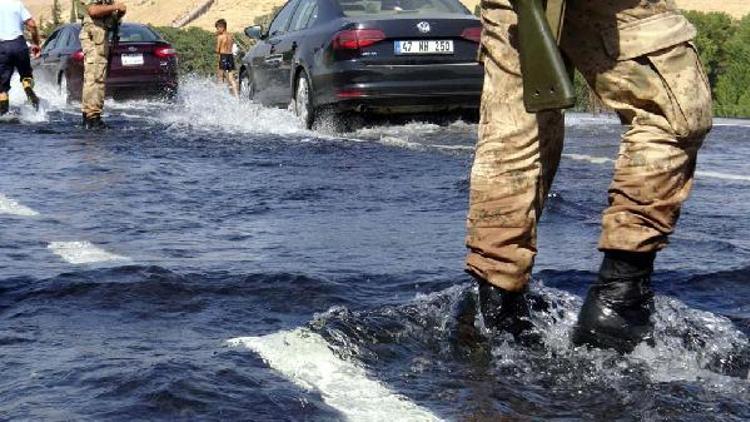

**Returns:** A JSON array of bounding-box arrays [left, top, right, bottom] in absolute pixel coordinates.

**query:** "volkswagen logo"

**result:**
[[417, 21, 431, 33]]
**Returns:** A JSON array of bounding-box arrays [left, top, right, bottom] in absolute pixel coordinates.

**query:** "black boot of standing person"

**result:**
[[83, 113, 107, 130], [478, 280, 533, 339], [572, 251, 657, 353]]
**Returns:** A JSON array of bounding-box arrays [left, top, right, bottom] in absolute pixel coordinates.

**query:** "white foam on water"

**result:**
[[527, 281, 750, 387], [563, 154, 750, 182], [48, 241, 129, 265], [228, 329, 442, 422], [696, 170, 750, 182], [158, 77, 307, 136], [0, 194, 40, 216], [564, 112, 621, 126], [432, 144, 473, 151], [6, 75, 52, 123], [713, 117, 750, 128], [562, 153, 615, 164]]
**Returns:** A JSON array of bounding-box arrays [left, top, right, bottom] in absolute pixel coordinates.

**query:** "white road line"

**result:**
[[48, 241, 129, 265], [0, 194, 40, 216], [228, 329, 442, 422], [562, 154, 750, 182]]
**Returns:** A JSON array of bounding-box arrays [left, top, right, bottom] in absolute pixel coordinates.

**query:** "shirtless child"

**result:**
[[215, 19, 239, 98]]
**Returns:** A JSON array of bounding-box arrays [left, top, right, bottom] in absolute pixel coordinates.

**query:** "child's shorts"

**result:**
[[219, 54, 235, 72]]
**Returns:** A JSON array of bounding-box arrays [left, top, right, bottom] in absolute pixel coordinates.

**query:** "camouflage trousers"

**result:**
[[466, 0, 713, 292], [80, 23, 109, 118]]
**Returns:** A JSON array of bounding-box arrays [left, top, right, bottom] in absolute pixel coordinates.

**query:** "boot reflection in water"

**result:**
[[572, 251, 657, 353]]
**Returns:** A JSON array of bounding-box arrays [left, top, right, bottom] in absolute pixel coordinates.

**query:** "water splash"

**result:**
[[298, 280, 748, 418], [158, 76, 307, 136]]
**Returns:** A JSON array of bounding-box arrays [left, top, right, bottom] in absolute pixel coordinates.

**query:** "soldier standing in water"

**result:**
[[78, 0, 127, 129], [467, 0, 712, 353]]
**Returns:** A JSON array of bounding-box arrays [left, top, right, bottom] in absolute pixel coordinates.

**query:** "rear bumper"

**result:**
[[313, 62, 483, 114]]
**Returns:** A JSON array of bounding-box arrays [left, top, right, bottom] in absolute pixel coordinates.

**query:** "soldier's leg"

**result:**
[[466, 0, 564, 335], [0, 42, 12, 114], [81, 25, 109, 124], [562, 1, 712, 352], [13, 38, 39, 110]]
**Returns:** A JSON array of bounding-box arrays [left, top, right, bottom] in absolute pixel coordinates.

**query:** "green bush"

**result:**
[[713, 15, 750, 117], [570, 10, 750, 118], [154, 26, 217, 76]]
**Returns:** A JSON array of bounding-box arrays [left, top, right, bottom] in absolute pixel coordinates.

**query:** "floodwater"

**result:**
[[1, 76, 749, 420]]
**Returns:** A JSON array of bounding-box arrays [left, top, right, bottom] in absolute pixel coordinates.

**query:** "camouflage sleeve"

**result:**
[[80, 0, 103, 6]]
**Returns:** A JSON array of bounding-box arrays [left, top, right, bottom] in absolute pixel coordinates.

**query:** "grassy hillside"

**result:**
[[27, 0, 749, 30]]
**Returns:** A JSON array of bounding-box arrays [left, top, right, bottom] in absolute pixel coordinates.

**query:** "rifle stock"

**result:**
[[512, 0, 575, 113]]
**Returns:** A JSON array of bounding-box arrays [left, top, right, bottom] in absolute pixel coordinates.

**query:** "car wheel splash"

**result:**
[[294, 74, 312, 129], [241, 72, 255, 101], [59, 76, 69, 104]]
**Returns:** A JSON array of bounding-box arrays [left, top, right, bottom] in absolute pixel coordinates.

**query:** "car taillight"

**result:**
[[72, 50, 84, 61], [336, 89, 364, 99], [333, 29, 386, 50], [461, 27, 482, 43], [154, 46, 177, 58]]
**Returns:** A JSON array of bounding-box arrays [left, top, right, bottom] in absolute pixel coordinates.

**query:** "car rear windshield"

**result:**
[[335, 0, 467, 16], [118, 25, 162, 43]]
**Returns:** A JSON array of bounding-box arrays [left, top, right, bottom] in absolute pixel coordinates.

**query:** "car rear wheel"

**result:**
[[293, 71, 315, 130], [240, 70, 255, 101]]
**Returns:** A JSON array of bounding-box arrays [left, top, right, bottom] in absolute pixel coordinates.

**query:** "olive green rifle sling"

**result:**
[[512, 0, 575, 112]]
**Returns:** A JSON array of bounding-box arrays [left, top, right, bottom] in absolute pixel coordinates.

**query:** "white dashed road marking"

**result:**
[[0, 194, 40, 216], [48, 241, 129, 265], [229, 329, 442, 422]]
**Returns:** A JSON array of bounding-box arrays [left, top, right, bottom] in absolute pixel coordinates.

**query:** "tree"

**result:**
[[52, 0, 62, 26], [683, 11, 736, 90], [156, 26, 217, 76], [714, 15, 750, 117]]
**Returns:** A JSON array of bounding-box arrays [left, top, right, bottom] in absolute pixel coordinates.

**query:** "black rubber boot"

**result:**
[[478, 281, 533, 339], [572, 251, 657, 353], [0, 99, 8, 115], [22, 79, 40, 111], [83, 113, 107, 130]]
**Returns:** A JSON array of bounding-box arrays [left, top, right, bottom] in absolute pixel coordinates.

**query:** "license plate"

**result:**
[[394, 40, 454, 55], [121, 53, 144, 66]]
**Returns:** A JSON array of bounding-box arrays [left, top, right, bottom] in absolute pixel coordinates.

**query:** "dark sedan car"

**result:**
[[241, 0, 483, 128], [33, 23, 178, 102]]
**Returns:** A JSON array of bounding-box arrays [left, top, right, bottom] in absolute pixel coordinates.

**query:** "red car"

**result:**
[[33, 23, 178, 102]]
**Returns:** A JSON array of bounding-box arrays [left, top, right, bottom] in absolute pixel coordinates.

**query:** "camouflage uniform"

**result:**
[[466, 0, 713, 292], [79, 0, 116, 119]]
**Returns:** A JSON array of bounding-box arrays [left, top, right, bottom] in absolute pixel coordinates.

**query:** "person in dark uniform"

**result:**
[[0, 0, 41, 115]]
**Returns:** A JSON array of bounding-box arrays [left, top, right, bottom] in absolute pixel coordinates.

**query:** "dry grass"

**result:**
[[24, 0, 750, 30]]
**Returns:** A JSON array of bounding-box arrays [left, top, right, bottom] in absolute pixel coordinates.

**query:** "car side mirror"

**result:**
[[244, 25, 264, 40]]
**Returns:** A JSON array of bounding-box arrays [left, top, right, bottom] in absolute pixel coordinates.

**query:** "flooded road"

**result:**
[[1, 77, 749, 420]]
